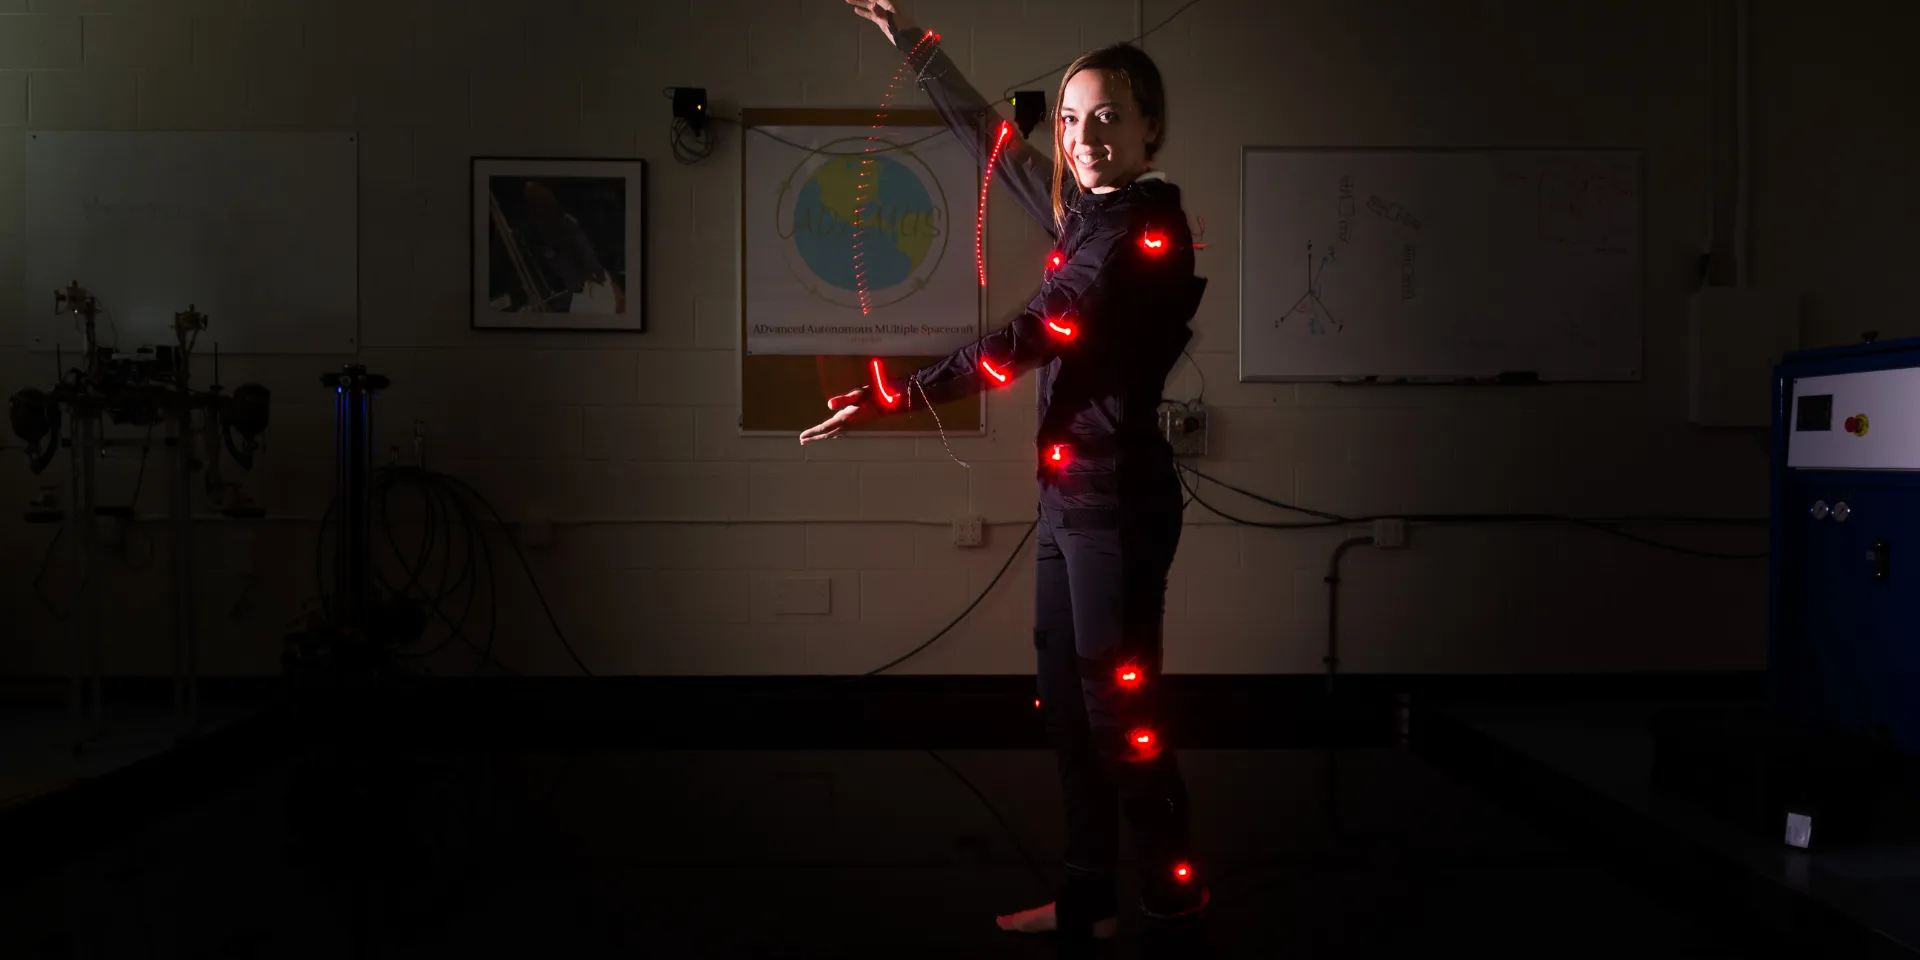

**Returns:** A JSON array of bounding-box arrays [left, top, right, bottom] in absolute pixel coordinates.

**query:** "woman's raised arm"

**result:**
[[846, 0, 1061, 237]]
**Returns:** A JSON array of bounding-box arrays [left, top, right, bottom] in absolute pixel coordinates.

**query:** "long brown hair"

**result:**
[[1048, 42, 1169, 234]]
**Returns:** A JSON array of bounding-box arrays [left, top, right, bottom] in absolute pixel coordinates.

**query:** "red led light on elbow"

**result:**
[[981, 357, 1009, 384], [870, 359, 899, 406], [1046, 318, 1076, 339]]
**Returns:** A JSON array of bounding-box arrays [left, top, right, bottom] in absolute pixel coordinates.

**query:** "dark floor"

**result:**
[[1, 735, 1756, 958]]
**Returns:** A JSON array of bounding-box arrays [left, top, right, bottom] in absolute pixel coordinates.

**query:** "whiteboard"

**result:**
[[24, 131, 358, 354], [1239, 148, 1642, 382]]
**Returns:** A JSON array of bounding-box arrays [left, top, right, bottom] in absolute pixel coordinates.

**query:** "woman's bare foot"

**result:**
[[994, 901, 1118, 939]]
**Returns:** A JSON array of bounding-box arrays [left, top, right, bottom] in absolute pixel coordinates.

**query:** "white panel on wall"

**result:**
[[1239, 147, 1643, 382], [24, 131, 358, 355]]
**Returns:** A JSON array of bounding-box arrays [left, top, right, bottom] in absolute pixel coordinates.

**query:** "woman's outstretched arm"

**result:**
[[847, 0, 1061, 237]]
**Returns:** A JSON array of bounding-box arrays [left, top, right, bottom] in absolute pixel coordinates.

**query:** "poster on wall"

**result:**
[[742, 119, 981, 355], [471, 156, 646, 332]]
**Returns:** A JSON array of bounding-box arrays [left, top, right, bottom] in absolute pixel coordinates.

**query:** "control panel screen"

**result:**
[[1796, 394, 1833, 432]]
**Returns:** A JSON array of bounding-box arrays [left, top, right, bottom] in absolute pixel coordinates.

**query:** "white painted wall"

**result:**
[[5, 0, 1884, 679]]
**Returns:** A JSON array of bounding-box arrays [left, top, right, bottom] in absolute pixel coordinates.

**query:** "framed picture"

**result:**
[[470, 156, 646, 332]]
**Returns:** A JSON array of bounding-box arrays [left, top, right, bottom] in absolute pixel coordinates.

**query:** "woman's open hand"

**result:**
[[799, 387, 873, 444], [844, 0, 915, 44]]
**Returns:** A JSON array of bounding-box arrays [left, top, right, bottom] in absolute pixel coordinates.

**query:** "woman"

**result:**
[[807, 0, 1211, 943]]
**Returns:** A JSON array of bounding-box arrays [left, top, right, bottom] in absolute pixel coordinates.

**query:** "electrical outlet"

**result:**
[[1158, 401, 1207, 457], [1373, 518, 1406, 548], [953, 514, 984, 547]]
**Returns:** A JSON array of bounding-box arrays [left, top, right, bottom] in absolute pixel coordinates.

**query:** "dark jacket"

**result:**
[[863, 25, 1207, 512]]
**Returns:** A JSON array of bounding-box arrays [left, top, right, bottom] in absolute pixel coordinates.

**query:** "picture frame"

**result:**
[[470, 155, 647, 332]]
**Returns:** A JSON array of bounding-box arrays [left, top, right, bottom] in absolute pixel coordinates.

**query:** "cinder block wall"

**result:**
[[6, 0, 1891, 679]]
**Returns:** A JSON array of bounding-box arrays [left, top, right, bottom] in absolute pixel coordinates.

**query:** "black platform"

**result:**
[[1420, 698, 1920, 958]]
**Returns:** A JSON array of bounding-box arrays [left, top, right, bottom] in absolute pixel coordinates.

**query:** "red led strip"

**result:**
[[976, 121, 1013, 287], [1046, 318, 1076, 338], [871, 358, 899, 406], [1141, 232, 1166, 251], [852, 31, 942, 315], [980, 357, 1009, 384]]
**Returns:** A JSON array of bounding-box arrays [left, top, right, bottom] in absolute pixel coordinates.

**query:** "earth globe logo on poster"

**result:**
[[774, 140, 950, 311]]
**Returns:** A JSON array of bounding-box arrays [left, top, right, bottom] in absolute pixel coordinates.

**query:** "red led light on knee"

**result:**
[[981, 357, 1010, 384], [1117, 662, 1142, 687]]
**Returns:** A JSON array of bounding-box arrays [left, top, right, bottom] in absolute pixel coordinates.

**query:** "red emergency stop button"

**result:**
[[1847, 414, 1870, 436]]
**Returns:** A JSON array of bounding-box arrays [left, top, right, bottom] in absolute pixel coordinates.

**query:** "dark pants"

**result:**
[[1032, 500, 1199, 926]]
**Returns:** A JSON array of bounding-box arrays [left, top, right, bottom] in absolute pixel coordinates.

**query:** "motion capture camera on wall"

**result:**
[[1013, 90, 1046, 139], [671, 86, 708, 134]]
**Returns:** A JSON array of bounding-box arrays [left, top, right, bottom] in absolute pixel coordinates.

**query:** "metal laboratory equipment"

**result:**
[[9, 283, 271, 745], [1772, 335, 1920, 758]]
